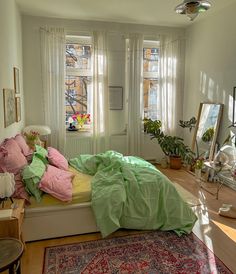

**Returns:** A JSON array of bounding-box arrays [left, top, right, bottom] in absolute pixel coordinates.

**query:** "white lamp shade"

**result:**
[[23, 125, 51, 136]]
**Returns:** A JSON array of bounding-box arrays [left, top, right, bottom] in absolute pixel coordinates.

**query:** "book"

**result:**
[[0, 209, 13, 220]]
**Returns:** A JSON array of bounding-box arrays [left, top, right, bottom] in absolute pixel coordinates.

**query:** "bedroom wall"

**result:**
[[22, 15, 185, 159], [183, 2, 236, 148], [0, 0, 25, 143]]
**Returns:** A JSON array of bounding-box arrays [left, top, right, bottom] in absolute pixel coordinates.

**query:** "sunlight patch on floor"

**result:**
[[212, 220, 236, 243]]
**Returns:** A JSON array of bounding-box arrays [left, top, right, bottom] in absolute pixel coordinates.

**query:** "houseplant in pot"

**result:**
[[144, 118, 195, 169]]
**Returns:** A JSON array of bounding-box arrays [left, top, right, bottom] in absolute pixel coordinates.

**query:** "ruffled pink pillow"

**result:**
[[0, 138, 28, 174], [39, 165, 74, 202], [47, 147, 68, 170], [14, 134, 33, 157]]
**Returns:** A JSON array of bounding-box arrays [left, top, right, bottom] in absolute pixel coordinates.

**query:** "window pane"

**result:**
[[65, 76, 92, 123], [66, 44, 92, 69], [143, 47, 159, 73], [143, 79, 159, 120]]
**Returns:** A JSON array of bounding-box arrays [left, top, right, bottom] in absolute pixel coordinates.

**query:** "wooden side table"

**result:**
[[0, 238, 24, 274], [0, 199, 25, 240]]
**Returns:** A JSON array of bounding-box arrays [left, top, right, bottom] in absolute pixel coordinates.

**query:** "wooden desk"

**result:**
[[0, 238, 24, 274], [0, 199, 25, 240]]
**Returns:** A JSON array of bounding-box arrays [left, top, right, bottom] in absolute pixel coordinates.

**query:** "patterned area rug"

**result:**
[[43, 231, 232, 274]]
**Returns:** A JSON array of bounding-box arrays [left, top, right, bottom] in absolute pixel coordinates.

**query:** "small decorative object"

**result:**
[[194, 158, 204, 170], [3, 88, 16, 128], [23, 125, 51, 147], [24, 130, 41, 149], [72, 112, 91, 130], [160, 157, 168, 168], [67, 116, 78, 131]]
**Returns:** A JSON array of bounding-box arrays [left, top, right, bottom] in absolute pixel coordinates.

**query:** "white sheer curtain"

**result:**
[[159, 35, 183, 136], [92, 31, 110, 154], [40, 27, 66, 152], [126, 34, 143, 156]]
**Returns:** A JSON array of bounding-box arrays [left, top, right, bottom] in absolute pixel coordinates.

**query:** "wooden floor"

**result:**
[[21, 167, 236, 274]]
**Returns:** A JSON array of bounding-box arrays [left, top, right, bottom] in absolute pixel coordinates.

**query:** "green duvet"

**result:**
[[69, 151, 197, 237]]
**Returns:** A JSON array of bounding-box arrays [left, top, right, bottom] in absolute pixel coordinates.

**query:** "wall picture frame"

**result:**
[[13, 67, 20, 94], [3, 88, 16, 128], [15, 97, 21, 122], [109, 86, 123, 110]]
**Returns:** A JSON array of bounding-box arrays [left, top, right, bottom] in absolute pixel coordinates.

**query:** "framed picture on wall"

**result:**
[[13, 67, 20, 94], [109, 86, 123, 110], [3, 88, 16, 127], [15, 97, 21, 122]]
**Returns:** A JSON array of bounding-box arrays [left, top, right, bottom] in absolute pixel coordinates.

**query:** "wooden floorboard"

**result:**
[[21, 167, 236, 273]]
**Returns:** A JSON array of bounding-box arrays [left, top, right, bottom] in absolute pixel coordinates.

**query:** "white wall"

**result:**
[[22, 15, 184, 158], [0, 0, 24, 143], [184, 2, 236, 147]]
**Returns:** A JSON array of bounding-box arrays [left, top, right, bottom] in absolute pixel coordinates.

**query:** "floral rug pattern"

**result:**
[[43, 231, 232, 274]]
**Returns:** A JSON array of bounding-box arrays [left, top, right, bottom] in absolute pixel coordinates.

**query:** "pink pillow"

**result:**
[[11, 173, 30, 205], [14, 134, 33, 157], [47, 147, 68, 170], [0, 138, 28, 174], [39, 165, 74, 202]]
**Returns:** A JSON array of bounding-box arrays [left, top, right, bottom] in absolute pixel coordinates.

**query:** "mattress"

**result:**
[[27, 166, 92, 208]]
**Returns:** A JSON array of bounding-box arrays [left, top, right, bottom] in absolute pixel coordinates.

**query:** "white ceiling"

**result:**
[[16, 0, 236, 28]]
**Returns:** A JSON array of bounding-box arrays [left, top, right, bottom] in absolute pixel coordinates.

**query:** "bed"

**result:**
[[22, 167, 99, 242], [0, 135, 197, 242]]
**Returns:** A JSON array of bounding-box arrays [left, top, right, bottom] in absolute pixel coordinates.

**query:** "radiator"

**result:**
[[65, 134, 93, 159]]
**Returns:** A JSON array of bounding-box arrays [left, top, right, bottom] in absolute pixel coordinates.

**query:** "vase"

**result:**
[[195, 168, 202, 182]]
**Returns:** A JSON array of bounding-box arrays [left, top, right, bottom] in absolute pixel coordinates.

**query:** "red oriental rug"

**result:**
[[43, 231, 232, 274]]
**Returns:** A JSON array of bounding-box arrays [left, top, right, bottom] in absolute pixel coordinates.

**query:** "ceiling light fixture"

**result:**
[[175, 0, 211, 21]]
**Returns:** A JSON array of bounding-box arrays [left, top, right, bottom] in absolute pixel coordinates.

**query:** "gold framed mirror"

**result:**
[[192, 103, 223, 161]]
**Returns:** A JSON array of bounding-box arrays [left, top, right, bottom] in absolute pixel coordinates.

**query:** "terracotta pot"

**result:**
[[169, 156, 182, 170]]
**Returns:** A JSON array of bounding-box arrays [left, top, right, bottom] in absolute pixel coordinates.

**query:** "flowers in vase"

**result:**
[[194, 158, 204, 170], [24, 130, 41, 148], [72, 112, 91, 128]]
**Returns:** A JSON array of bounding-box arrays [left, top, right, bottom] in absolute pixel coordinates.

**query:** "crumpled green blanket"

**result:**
[[22, 145, 48, 202], [69, 151, 197, 238]]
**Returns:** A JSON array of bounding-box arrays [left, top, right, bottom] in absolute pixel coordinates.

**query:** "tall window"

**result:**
[[65, 35, 92, 127], [143, 40, 159, 120]]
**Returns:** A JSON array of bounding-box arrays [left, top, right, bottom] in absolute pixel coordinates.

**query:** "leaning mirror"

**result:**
[[192, 103, 223, 161]]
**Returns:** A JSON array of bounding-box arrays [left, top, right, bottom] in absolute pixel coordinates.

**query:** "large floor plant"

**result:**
[[144, 118, 195, 167]]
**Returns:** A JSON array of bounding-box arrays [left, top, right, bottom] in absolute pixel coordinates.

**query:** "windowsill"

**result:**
[[66, 130, 92, 138]]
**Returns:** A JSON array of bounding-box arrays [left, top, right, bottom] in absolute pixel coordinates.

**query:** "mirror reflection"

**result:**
[[192, 103, 223, 161]]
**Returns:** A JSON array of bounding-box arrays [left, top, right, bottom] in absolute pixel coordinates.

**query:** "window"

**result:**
[[143, 40, 159, 120], [65, 35, 92, 127]]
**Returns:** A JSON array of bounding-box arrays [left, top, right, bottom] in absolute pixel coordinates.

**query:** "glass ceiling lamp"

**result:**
[[175, 0, 211, 21]]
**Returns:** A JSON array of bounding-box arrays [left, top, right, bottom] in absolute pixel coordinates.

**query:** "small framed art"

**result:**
[[3, 88, 16, 127], [109, 86, 123, 110], [15, 97, 21, 122], [13, 67, 20, 94]]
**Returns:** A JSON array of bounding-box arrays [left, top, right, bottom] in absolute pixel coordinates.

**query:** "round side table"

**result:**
[[0, 238, 24, 274]]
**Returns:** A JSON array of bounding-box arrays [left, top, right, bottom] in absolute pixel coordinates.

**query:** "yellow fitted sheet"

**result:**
[[28, 166, 92, 208]]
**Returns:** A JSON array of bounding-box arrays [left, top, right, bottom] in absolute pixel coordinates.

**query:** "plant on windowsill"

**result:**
[[143, 118, 195, 169]]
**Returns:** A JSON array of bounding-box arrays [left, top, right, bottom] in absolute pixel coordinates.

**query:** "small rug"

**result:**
[[43, 231, 232, 274], [174, 183, 202, 206]]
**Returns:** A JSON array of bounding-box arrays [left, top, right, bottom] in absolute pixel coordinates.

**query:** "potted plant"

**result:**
[[144, 118, 195, 169]]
